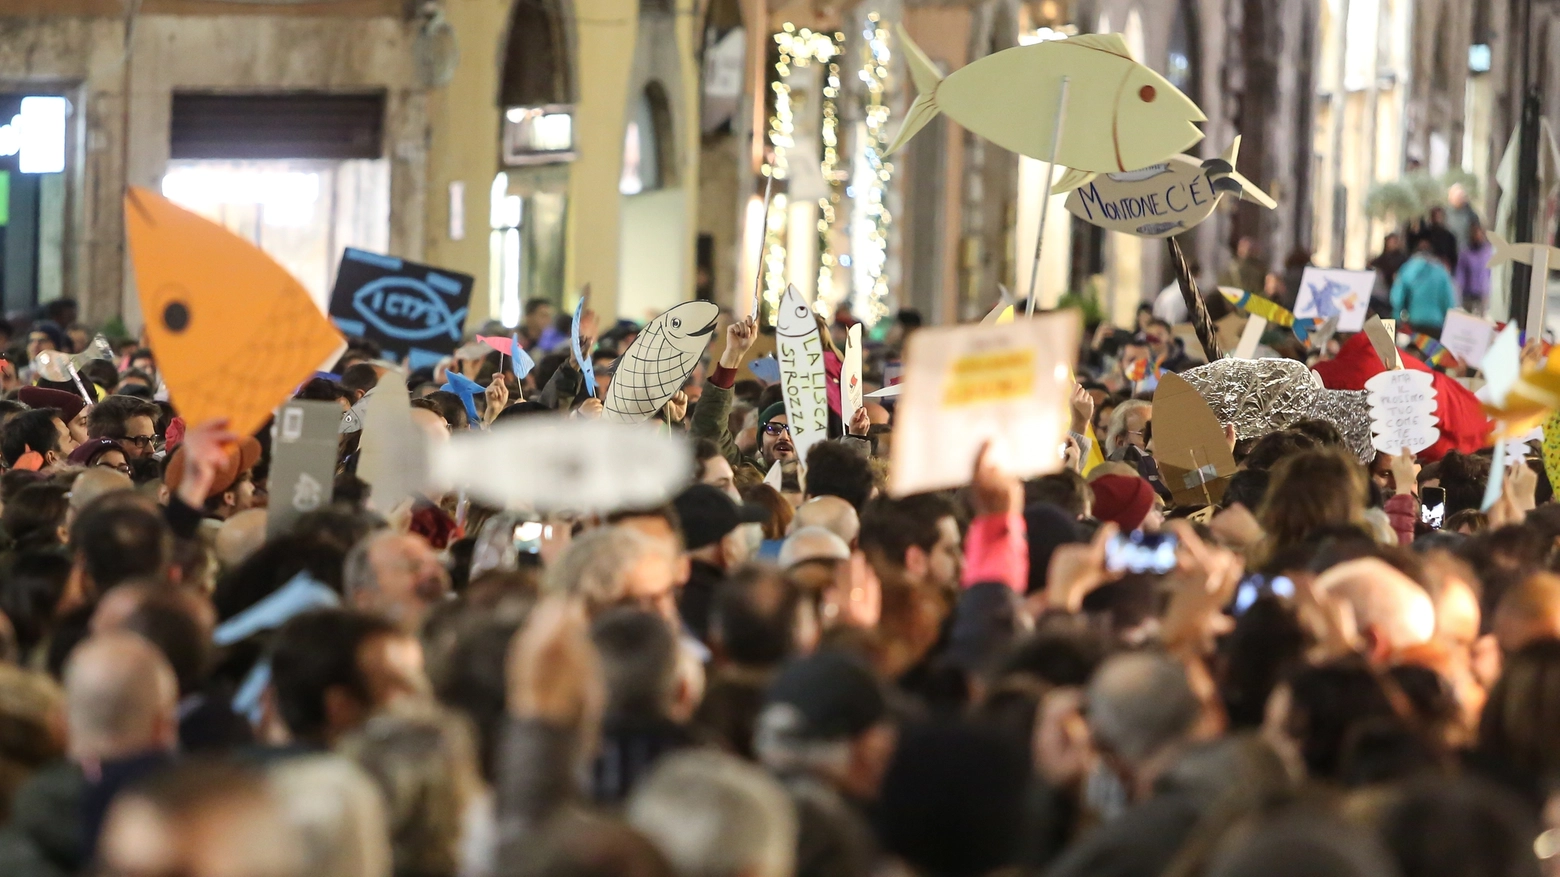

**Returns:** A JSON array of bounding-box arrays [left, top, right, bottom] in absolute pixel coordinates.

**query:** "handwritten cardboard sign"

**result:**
[[1439, 309, 1497, 368], [1064, 158, 1221, 238], [1365, 369, 1439, 454], [1294, 268, 1373, 333], [889, 310, 1081, 496], [776, 286, 830, 465], [329, 248, 473, 370]]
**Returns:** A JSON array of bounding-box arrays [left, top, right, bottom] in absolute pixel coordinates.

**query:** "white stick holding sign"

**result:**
[[1025, 76, 1069, 318], [842, 323, 863, 430], [889, 310, 1081, 496], [1232, 315, 1266, 360], [750, 174, 774, 321], [776, 285, 831, 465], [1294, 267, 1373, 333], [1364, 369, 1439, 455], [1529, 245, 1549, 344]]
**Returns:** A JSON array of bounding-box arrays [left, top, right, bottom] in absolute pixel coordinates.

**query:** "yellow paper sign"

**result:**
[[943, 349, 1036, 406]]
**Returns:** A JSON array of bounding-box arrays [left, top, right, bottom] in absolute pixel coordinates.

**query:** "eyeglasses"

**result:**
[[119, 435, 156, 449], [95, 460, 132, 476], [762, 421, 791, 436]]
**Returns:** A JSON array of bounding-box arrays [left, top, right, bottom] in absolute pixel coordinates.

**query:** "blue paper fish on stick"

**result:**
[[439, 371, 484, 427], [572, 288, 596, 398], [888, 30, 1206, 194]]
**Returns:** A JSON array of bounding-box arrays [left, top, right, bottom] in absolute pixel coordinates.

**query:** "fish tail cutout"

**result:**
[[1066, 32, 1133, 59], [1225, 170, 1277, 209], [885, 27, 943, 155], [1050, 168, 1097, 195], [1222, 135, 1241, 166], [1488, 231, 1516, 268]]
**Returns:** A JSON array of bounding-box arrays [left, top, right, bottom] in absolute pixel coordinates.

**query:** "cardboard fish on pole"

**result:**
[[888, 30, 1205, 191], [842, 323, 864, 430], [1064, 137, 1275, 238], [601, 300, 720, 423], [328, 248, 473, 371], [1151, 373, 1238, 506], [124, 187, 344, 438], [889, 310, 1081, 496], [1489, 231, 1560, 340], [776, 286, 831, 465], [432, 418, 692, 514]]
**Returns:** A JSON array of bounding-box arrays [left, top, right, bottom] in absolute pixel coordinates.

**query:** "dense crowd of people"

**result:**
[[0, 287, 1554, 877]]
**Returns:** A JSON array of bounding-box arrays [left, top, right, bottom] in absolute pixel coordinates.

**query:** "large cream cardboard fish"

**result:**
[[602, 300, 720, 423], [776, 286, 831, 466], [889, 30, 1204, 192], [1063, 137, 1275, 237]]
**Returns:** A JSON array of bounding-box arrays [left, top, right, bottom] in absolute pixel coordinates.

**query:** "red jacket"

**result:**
[[1311, 333, 1490, 461]]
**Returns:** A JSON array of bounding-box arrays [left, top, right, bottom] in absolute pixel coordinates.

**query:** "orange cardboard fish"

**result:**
[[125, 187, 344, 437]]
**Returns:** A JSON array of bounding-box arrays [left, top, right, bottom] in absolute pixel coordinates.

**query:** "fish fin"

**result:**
[[897, 26, 943, 98], [1488, 231, 1516, 268], [1222, 135, 1241, 166], [886, 93, 941, 155], [1049, 168, 1097, 195], [1225, 170, 1276, 209], [1067, 32, 1133, 59]]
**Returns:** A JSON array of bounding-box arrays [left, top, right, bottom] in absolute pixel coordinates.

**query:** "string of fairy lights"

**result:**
[[760, 15, 892, 326]]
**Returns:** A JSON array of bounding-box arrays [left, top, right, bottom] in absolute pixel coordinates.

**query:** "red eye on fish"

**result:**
[[1139, 85, 1156, 103]]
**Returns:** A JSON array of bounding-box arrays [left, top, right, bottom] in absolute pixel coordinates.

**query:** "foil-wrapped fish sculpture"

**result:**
[[601, 300, 720, 424], [1180, 357, 1373, 462]]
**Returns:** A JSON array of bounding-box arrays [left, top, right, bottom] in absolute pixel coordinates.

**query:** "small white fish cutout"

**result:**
[[433, 418, 692, 514]]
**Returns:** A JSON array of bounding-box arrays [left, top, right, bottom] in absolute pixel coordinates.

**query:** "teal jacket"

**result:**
[[1390, 254, 1457, 331]]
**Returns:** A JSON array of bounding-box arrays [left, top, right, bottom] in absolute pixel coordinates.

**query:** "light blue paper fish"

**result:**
[[572, 292, 596, 398], [440, 371, 484, 427]]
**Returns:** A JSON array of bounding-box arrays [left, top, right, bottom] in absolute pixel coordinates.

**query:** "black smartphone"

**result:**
[[1420, 486, 1447, 528]]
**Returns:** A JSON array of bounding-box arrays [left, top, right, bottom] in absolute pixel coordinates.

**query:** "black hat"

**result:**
[[672, 483, 769, 551], [764, 649, 886, 740]]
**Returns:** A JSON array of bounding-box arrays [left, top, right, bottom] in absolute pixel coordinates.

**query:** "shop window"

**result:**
[[0, 94, 70, 315], [622, 82, 673, 194]]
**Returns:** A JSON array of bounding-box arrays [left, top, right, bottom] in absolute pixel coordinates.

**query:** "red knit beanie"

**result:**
[[1090, 474, 1156, 532]]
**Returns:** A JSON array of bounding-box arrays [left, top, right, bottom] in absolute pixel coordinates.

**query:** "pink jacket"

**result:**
[[1385, 493, 1417, 546], [962, 512, 1029, 593]]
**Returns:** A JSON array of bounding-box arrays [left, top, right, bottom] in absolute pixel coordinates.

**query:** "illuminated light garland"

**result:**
[[815, 43, 846, 315], [761, 26, 840, 321], [851, 12, 893, 326]]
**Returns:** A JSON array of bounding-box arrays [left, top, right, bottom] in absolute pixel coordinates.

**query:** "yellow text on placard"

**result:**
[[942, 348, 1035, 406]]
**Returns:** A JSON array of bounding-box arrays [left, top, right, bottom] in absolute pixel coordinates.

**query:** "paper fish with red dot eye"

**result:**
[[888, 30, 1206, 193], [125, 187, 344, 438]]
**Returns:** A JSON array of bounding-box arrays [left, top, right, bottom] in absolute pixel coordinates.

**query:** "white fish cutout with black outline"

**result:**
[[889, 30, 1206, 194], [775, 286, 831, 466], [432, 418, 693, 514], [601, 300, 721, 423], [842, 323, 864, 431]]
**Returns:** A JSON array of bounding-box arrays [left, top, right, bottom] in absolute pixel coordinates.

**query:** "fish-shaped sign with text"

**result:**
[[842, 323, 864, 430], [328, 248, 473, 371], [125, 187, 345, 437], [889, 31, 1205, 194], [602, 300, 720, 423], [776, 286, 831, 465], [1365, 370, 1440, 454], [1064, 137, 1275, 238]]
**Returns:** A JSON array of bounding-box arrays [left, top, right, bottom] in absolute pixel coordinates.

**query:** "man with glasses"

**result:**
[[86, 395, 161, 461]]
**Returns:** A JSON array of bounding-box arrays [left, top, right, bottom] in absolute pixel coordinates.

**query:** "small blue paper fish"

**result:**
[[440, 371, 484, 427]]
